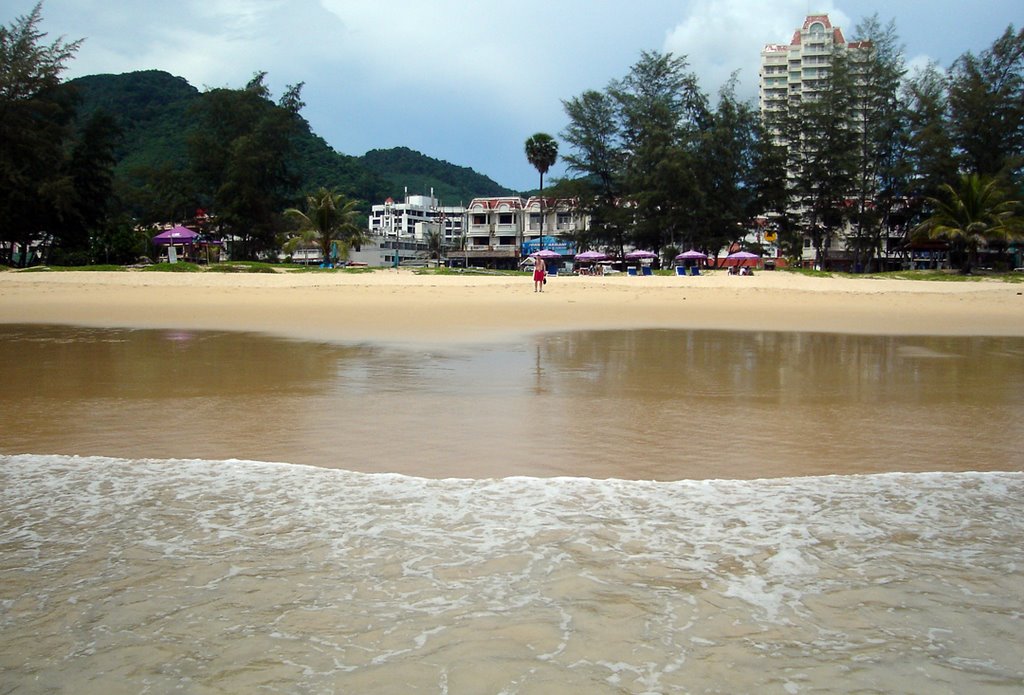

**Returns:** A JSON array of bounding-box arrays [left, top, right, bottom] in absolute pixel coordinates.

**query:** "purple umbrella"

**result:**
[[575, 250, 608, 261], [530, 249, 562, 259], [152, 225, 199, 245], [674, 249, 708, 260], [726, 250, 760, 260], [725, 250, 760, 269], [625, 249, 657, 260]]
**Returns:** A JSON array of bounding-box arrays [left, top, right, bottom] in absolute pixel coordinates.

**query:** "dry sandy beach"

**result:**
[[1, 269, 1022, 343]]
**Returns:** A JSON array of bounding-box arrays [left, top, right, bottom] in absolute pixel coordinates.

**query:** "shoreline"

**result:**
[[1, 269, 1022, 345]]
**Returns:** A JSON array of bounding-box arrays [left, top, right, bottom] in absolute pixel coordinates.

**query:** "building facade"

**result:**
[[759, 14, 871, 118], [463, 196, 587, 268], [361, 191, 588, 269], [360, 191, 466, 266]]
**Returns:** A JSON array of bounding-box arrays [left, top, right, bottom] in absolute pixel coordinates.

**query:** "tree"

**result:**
[[786, 50, 860, 269], [912, 173, 1022, 273], [846, 15, 908, 272], [947, 26, 1024, 182], [610, 51, 708, 254], [524, 132, 558, 246], [0, 2, 83, 266], [902, 63, 958, 201], [422, 227, 445, 267], [284, 187, 362, 266], [48, 109, 122, 262], [188, 73, 306, 259], [748, 119, 798, 258], [692, 75, 757, 256], [561, 89, 625, 254]]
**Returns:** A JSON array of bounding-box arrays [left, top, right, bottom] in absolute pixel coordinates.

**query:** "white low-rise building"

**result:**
[[358, 190, 466, 266], [359, 191, 589, 269]]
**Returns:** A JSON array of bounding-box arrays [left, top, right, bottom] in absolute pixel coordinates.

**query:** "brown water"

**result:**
[[1, 325, 1022, 479], [3, 326, 1024, 693]]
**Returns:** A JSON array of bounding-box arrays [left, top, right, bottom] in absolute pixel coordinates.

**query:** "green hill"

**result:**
[[360, 146, 513, 205], [67, 70, 512, 211], [70, 70, 198, 174]]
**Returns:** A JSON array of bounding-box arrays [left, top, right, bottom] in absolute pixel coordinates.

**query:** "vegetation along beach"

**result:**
[[3, 2, 1024, 694]]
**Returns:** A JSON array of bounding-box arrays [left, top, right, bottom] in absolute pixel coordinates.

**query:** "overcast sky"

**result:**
[[17, 0, 1023, 194]]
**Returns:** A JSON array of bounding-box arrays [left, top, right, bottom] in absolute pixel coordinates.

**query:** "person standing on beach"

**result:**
[[533, 256, 546, 292]]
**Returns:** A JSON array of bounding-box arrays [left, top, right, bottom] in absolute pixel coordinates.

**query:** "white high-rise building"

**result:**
[[759, 14, 872, 120], [759, 15, 882, 269]]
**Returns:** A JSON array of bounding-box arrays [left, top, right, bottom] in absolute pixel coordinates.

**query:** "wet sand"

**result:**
[[1, 269, 1022, 344]]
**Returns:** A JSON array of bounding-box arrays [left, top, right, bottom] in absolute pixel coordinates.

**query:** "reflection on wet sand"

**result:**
[[1, 325, 1021, 479]]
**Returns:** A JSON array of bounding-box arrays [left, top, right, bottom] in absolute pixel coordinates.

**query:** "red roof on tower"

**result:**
[[802, 14, 833, 30]]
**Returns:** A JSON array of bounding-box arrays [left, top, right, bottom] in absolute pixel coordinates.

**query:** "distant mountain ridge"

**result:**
[[68, 70, 514, 209]]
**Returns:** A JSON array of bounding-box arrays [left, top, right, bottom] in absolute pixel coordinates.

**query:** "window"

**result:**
[[472, 214, 486, 226], [499, 213, 514, 225]]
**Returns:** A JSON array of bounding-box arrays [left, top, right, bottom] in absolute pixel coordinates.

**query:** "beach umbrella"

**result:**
[[575, 250, 608, 261], [725, 250, 759, 260], [625, 249, 657, 260], [674, 250, 708, 260], [724, 250, 760, 271], [529, 248, 562, 259], [152, 225, 198, 245]]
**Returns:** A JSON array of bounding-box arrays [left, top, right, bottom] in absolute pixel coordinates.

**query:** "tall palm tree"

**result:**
[[524, 133, 559, 248], [284, 188, 362, 266], [913, 174, 1021, 273]]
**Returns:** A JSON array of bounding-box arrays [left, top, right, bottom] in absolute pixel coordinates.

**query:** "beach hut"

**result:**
[[152, 226, 199, 263]]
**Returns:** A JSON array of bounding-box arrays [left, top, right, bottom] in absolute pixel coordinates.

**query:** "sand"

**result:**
[[1, 269, 1022, 344]]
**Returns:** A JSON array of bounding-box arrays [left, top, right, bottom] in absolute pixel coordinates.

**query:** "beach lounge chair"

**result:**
[[675, 265, 687, 276], [642, 266, 653, 276], [627, 267, 638, 276], [690, 266, 700, 276], [548, 266, 559, 277]]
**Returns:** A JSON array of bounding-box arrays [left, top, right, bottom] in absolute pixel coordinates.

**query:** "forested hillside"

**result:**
[[360, 147, 512, 205], [68, 70, 513, 211]]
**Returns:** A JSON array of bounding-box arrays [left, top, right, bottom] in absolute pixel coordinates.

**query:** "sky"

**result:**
[[15, 0, 1023, 194]]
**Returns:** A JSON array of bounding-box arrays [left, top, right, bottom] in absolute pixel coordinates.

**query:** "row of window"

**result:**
[[468, 213, 576, 227]]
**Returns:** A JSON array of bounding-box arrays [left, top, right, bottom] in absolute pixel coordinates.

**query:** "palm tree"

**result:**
[[284, 188, 362, 266], [524, 133, 559, 247], [423, 227, 445, 267], [913, 174, 1021, 273]]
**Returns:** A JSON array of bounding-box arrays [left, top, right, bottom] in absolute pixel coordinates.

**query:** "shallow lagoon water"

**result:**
[[1, 325, 1023, 692], [1, 325, 1022, 479]]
